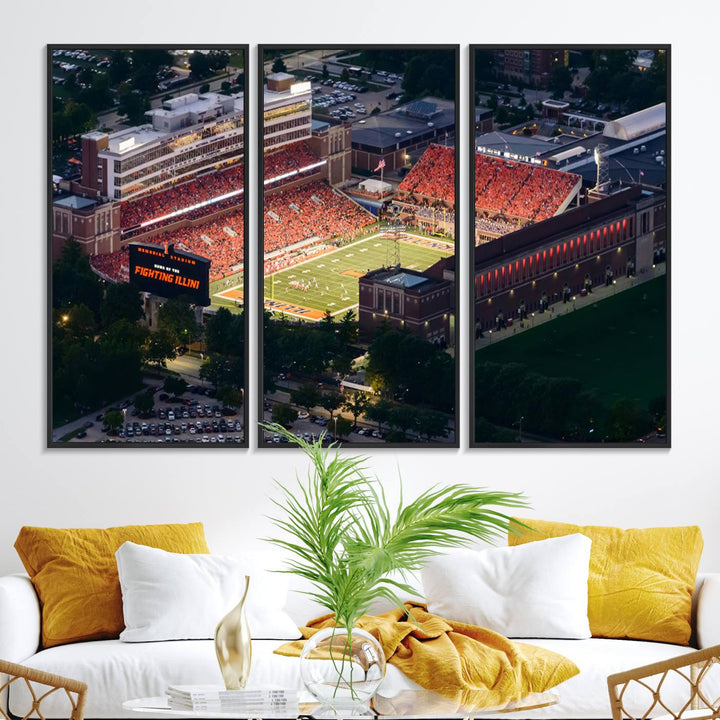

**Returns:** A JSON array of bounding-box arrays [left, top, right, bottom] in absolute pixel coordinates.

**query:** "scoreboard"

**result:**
[[128, 243, 210, 306]]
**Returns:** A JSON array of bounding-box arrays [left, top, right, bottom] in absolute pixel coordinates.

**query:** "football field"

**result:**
[[210, 271, 244, 311], [259, 232, 453, 320]]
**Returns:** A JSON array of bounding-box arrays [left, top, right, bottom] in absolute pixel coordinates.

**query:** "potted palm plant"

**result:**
[[263, 423, 528, 713]]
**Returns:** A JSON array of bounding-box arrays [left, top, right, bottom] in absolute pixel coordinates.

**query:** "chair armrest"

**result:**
[[0, 574, 41, 661], [696, 572, 720, 648]]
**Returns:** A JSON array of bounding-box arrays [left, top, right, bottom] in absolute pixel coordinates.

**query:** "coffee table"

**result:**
[[124, 688, 558, 719]]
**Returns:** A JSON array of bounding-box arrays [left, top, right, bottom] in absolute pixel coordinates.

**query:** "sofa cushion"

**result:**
[[11, 637, 709, 719], [14, 523, 209, 648], [509, 519, 703, 645], [116, 542, 300, 641], [421, 535, 591, 639]]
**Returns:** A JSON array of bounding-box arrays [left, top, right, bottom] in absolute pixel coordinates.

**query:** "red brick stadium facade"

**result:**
[[473, 186, 667, 332]]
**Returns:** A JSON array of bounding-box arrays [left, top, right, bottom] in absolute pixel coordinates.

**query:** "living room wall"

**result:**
[[1, 3, 716, 575]]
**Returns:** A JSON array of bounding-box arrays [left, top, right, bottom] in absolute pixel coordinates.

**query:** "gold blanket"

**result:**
[[275, 603, 579, 711]]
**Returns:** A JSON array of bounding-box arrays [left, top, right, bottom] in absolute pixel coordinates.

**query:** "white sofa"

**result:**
[[1, 566, 719, 720]]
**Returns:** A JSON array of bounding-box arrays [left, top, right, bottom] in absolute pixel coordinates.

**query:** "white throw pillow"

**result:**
[[421, 534, 592, 639], [116, 541, 301, 642]]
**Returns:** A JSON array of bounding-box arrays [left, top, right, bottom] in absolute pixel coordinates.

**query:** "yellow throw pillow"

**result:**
[[509, 519, 703, 645], [15, 523, 209, 648]]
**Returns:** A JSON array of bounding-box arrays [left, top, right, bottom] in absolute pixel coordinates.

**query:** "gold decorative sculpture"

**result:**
[[214, 575, 252, 690]]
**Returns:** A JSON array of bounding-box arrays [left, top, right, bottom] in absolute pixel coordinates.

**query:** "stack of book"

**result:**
[[165, 685, 299, 715]]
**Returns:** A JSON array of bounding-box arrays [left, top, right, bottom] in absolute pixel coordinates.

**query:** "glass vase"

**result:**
[[214, 575, 251, 690], [299, 626, 386, 717]]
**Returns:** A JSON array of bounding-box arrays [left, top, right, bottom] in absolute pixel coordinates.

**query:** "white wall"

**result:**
[[1, 1, 718, 576]]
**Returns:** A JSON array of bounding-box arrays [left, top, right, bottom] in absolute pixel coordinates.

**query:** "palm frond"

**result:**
[[263, 425, 530, 630]]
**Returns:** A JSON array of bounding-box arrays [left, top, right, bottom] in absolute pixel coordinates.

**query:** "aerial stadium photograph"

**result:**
[[470, 46, 668, 446], [49, 45, 248, 446], [257, 46, 459, 446]]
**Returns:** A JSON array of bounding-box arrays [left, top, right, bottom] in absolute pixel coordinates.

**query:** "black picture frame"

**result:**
[[257, 45, 460, 449], [48, 44, 249, 448], [469, 45, 670, 448]]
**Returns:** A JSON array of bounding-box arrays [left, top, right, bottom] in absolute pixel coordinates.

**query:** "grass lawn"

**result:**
[[477, 276, 667, 407], [263, 232, 453, 320]]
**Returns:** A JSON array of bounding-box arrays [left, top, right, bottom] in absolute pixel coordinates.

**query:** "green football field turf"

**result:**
[[210, 272, 244, 311], [476, 276, 667, 407], [262, 233, 454, 320]]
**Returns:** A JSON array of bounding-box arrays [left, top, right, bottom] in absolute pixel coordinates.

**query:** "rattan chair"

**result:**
[[0, 660, 87, 720], [608, 644, 720, 720]]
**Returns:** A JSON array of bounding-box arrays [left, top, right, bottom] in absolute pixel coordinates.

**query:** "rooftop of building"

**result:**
[[147, 91, 242, 122], [362, 266, 445, 293], [351, 96, 455, 151], [311, 118, 331, 132], [53, 195, 97, 210], [86, 91, 244, 157]]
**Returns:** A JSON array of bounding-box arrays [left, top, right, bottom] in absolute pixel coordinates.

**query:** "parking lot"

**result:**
[[63, 385, 244, 445], [261, 395, 384, 446], [309, 73, 403, 122]]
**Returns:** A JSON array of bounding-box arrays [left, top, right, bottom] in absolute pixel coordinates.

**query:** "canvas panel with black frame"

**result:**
[[48, 44, 249, 448], [258, 45, 460, 448], [469, 45, 669, 448]]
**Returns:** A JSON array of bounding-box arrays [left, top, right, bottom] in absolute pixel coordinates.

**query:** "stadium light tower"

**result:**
[[593, 143, 610, 194]]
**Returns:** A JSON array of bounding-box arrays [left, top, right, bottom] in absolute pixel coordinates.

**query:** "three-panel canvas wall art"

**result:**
[[48, 45, 668, 448]]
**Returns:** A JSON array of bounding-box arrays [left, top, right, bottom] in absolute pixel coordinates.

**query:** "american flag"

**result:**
[[374, 158, 386, 172]]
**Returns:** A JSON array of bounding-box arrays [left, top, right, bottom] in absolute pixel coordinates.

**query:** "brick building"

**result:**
[[51, 195, 120, 260], [358, 264, 455, 347], [473, 185, 667, 332]]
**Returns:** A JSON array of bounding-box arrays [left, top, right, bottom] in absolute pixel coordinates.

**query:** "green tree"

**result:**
[[342, 391, 369, 428], [108, 50, 132, 85], [320, 391, 343, 420], [272, 402, 296, 428], [144, 329, 177, 367], [134, 388, 155, 416], [365, 398, 393, 436], [79, 72, 114, 113], [332, 416, 353, 440], [100, 282, 143, 327], [341, 67, 350, 82], [117, 86, 150, 125], [205, 308, 244, 355], [386, 404, 418, 442], [290, 383, 322, 414], [62, 304, 96, 341], [322, 64, 329, 81], [548, 65, 572, 99], [271, 56, 287, 73], [207, 50, 230, 73], [131, 48, 172, 92], [190, 51, 212, 79], [606, 397, 652, 442], [163, 375, 187, 396], [157, 297, 199, 349], [104, 409, 124, 434], [416, 409, 449, 442], [53, 240, 103, 315]]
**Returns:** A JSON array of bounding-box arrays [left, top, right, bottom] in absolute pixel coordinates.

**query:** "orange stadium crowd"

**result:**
[[398, 144, 455, 205], [119, 164, 245, 232], [264, 142, 320, 188], [91, 207, 245, 285], [263, 181, 374, 255], [475, 153, 579, 222]]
